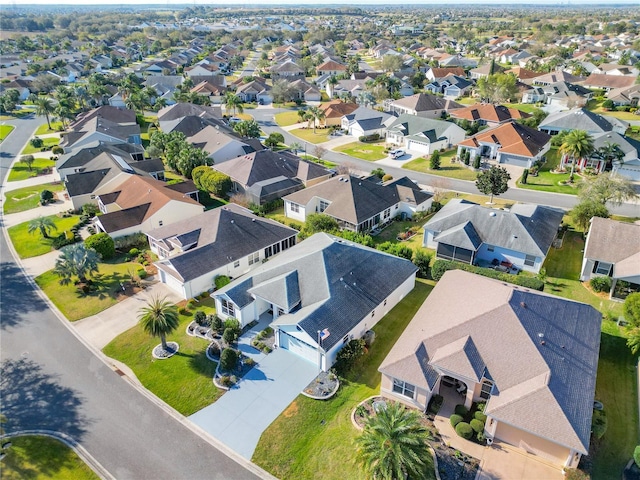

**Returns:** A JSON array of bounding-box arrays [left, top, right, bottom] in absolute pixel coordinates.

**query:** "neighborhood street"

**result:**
[[0, 116, 266, 480]]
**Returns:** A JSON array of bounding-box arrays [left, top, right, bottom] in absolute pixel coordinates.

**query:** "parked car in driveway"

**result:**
[[389, 148, 405, 159]]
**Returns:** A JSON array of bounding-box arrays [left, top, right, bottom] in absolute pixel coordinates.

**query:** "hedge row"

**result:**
[[431, 259, 544, 291]]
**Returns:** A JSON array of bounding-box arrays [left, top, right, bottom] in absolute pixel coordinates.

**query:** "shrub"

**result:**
[[224, 318, 241, 336], [187, 300, 195, 309], [223, 327, 237, 345], [470, 418, 485, 433], [476, 402, 486, 412], [563, 469, 590, 480], [454, 404, 469, 417], [450, 414, 464, 427], [82, 203, 100, 216], [178, 307, 189, 315], [334, 338, 366, 374], [129, 248, 140, 256], [634, 446, 640, 468], [430, 150, 441, 170], [413, 249, 432, 278], [219, 348, 238, 372], [52, 146, 64, 154], [40, 189, 55, 205], [428, 394, 444, 414], [194, 310, 207, 326], [381, 173, 393, 182], [30, 137, 44, 148], [590, 276, 611, 293], [52, 233, 78, 249], [473, 156, 481, 169], [84, 232, 115, 260], [215, 275, 231, 290], [137, 269, 147, 280], [431, 259, 545, 290], [356, 405, 367, 417], [476, 432, 486, 443], [455, 422, 473, 439], [474, 411, 487, 423], [358, 133, 380, 143], [591, 409, 607, 439], [219, 375, 231, 387]]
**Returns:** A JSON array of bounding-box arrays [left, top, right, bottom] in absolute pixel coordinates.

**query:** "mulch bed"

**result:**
[[152, 341, 179, 359], [303, 371, 338, 398]]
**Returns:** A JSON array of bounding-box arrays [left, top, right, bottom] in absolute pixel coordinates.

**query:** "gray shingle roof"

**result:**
[[424, 199, 564, 257], [379, 270, 602, 454], [98, 203, 151, 233], [584, 217, 640, 267], [386, 114, 461, 142], [538, 108, 628, 134], [217, 233, 417, 351], [65, 168, 117, 196]]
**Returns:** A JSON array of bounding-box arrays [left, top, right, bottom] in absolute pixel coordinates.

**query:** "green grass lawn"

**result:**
[[288, 128, 331, 144], [3, 182, 66, 214], [33, 122, 64, 135], [21, 137, 60, 155], [370, 219, 430, 253], [252, 279, 436, 480], [7, 157, 56, 182], [0, 435, 99, 480], [8, 215, 80, 259], [456, 97, 477, 105], [0, 124, 15, 142], [502, 103, 544, 114], [275, 110, 302, 127], [587, 99, 640, 121], [35, 260, 144, 321], [403, 150, 480, 181], [103, 298, 222, 416], [333, 141, 387, 161], [266, 207, 304, 228], [517, 148, 582, 195]]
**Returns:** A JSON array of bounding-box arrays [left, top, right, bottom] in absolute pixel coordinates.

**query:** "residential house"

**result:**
[[384, 93, 463, 119], [212, 150, 333, 205], [319, 100, 360, 127], [522, 81, 593, 109], [157, 102, 223, 128], [270, 60, 305, 81], [94, 176, 203, 238], [184, 63, 221, 77], [191, 80, 226, 104], [606, 84, 640, 108], [457, 122, 552, 168], [532, 71, 585, 87], [425, 67, 466, 83], [236, 78, 272, 104], [0, 79, 32, 100], [60, 106, 142, 150], [341, 106, 393, 139], [538, 108, 628, 136], [423, 199, 564, 273], [583, 73, 636, 92], [425, 74, 473, 99], [328, 79, 367, 99], [214, 232, 418, 370], [579, 217, 640, 300], [504, 67, 543, 85], [385, 114, 466, 155], [144, 59, 178, 76], [148, 204, 298, 299], [188, 125, 258, 164], [284, 175, 432, 232], [449, 104, 530, 128], [379, 269, 601, 469], [316, 60, 347, 77], [288, 79, 321, 103], [469, 63, 505, 80]]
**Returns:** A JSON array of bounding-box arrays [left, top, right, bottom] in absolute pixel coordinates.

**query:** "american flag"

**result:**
[[319, 328, 330, 341]]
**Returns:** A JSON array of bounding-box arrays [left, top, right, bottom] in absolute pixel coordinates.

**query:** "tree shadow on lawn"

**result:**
[[72, 271, 128, 300], [547, 280, 567, 293], [186, 350, 218, 377], [1, 436, 86, 480]]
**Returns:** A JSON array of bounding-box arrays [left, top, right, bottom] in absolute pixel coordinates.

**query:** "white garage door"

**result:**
[[279, 332, 318, 364], [160, 270, 186, 298], [616, 166, 640, 181], [408, 140, 431, 154]]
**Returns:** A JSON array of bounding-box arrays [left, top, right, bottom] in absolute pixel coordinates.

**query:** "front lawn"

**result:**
[[7, 157, 56, 182], [0, 124, 15, 141], [0, 435, 99, 480], [252, 279, 436, 480], [502, 103, 545, 114], [35, 260, 145, 321], [103, 298, 222, 416], [3, 182, 66, 214], [275, 110, 302, 127], [333, 141, 387, 161], [33, 122, 64, 135], [517, 147, 582, 195], [288, 128, 331, 144], [7, 215, 80, 259], [403, 150, 480, 181], [20, 136, 60, 155], [587, 99, 640, 121]]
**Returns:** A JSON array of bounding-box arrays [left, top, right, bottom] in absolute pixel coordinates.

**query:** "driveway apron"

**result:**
[[189, 348, 317, 459]]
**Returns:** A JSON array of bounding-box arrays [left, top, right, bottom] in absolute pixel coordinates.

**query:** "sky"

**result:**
[[0, 0, 638, 5]]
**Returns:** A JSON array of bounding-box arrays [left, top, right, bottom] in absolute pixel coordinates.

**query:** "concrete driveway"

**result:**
[[476, 442, 564, 480], [189, 348, 318, 459]]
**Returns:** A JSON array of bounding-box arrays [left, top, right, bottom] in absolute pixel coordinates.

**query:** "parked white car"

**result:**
[[389, 148, 405, 159]]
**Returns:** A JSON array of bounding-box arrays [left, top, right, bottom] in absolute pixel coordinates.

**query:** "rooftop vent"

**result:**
[[520, 302, 527, 308]]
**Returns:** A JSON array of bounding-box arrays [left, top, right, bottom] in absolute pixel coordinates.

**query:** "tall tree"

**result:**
[[356, 402, 432, 480], [475, 166, 511, 203], [28, 216, 57, 239], [53, 243, 100, 285], [571, 199, 609, 232], [559, 130, 595, 180], [594, 141, 625, 172], [223, 92, 243, 116], [34, 97, 54, 129], [138, 296, 180, 353], [578, 172, 637, 206], [232, 119, 261, 138]]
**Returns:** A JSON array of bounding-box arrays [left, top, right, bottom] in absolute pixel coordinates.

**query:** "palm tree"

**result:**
[[297, 108, 307, 124], [559, 129, 595, 181], [289, 142, 303, 154], [357, 91, 376, 108], [138, 296, 180, 353], [223, 92, 243, 116], [35, 97, 54, 130], [28, 216, 58, 239], [356, 402, 432, 480], [307, 106, 325, 133], [594, 141, 625, 172], [53, 243, 100, 285]]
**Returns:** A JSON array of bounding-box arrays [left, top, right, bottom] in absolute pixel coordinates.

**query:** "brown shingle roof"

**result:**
[[319, 99, 359, 118], [584, 73, 636, 90], [450, 104, 530, 124], [458, 122, 550, 157]]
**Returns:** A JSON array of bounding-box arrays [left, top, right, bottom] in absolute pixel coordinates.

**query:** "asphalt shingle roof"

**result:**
[[538, 108, 628, 134]]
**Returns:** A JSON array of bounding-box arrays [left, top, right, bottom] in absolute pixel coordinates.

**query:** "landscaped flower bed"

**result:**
[[302, 371, 339, 399]]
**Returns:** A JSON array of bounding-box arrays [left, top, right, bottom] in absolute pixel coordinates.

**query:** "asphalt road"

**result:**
[[251, 108, 640, 217], [0, 115, 263, 480]]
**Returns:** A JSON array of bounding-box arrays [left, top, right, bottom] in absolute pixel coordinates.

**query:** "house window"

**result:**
[[392, 379, 415, 399], [343, 334, 350, 344], [290, 203, 299, 213], [487, 245, 494, 252], [220, 299, 235, 317], [319, 200, 329, 212], [594, 261, 612, 276], [384, 299, 387, 306], [265, 246, 272, 258], [480, 380, 493, 400], [158, 221, 163, 227], [524, 255, 536, 267], [248, 252, 260, 265], [383, 208, 391, 219], [233, 260, 240, 268], [288, 236, 296, 248], [371, 310, 375, 318]]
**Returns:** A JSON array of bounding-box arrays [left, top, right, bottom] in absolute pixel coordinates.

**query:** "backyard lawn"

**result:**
[[7, 157, 56, 182], [403, 150, 480, 181], [21, 136, 60, 155], [502, 103, 545, 114], [0, 435, 99, 480], [370, 218, 431, 252], [0, 124, 15, 142], [275, 110, 302, 127], [8, 215, 80, 259], [35, 260, 145, 321], [517, 147, 583, 195], [3, 182, 66, 214], [252, 279, 436, 480], [587, 99, 640, 122], [103, 298, 222, 416], [288, 128, 331, 144], [333, 141, 387, 161]]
